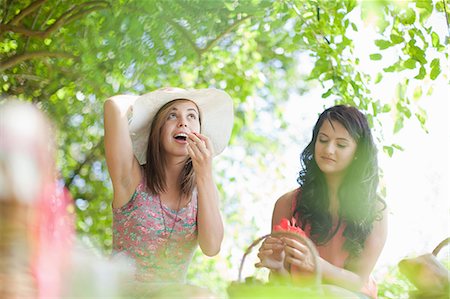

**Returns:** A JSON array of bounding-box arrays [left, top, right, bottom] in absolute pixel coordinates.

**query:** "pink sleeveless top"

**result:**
[[112, 182, 198, 283], [291, 191, 377, 298]]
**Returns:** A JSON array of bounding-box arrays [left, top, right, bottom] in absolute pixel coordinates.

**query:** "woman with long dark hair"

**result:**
[[256, 105, 388, 298]]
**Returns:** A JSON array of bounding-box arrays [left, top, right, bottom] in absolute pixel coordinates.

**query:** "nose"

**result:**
[[177, 116, 188, 127], [325, 143, 335, 155]]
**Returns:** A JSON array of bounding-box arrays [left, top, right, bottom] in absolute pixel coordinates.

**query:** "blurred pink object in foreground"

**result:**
[[31, 181, 74, 299], [0, 100, 74, 298]]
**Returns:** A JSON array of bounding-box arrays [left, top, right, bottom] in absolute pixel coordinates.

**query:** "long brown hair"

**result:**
[[143, 99, 199, 196]]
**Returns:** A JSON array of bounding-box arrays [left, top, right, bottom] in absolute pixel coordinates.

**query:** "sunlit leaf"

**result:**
[[431, 32, 440, 47], [403, 58, 416, 69], [383, 145, 394, 157], [370, 53, 382, 60], [414, 66, 426, 79], [393, 117, 404, 134], [430, 58, 441, 80], [375, 39, 392, 50], [390, 34, 404, 44], [392, 143, 404, 151]]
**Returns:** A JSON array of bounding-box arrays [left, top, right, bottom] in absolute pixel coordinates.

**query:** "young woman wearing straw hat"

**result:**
[[104, 87, 234, 283]]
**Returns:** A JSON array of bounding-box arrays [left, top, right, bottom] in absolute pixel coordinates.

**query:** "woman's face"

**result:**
[[314, 119, 357, 177], [160, 100, 201, 157]]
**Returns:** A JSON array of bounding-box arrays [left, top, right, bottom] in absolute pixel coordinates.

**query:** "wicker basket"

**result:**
[[227, 231, 327, 299], [398, 237, 450, 299]]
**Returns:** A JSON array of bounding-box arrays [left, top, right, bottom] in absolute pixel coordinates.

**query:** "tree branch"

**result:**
[[0, 51, 75, 71], [64, 4, 110, 25], [443, 0, 450, 39], [1, 1, 110, 38], [8, 0, 47, 25], [1, 0, 13, 24], [167, 18, 202, 56], [40, 1, 109, 37], [65, 139, 103, 189], [200, 15, 251, 54]]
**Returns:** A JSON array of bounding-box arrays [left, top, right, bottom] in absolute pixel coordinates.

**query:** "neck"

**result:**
[[164, 156, 186, 194], [325, 173, 344, 217], [325, 173, 343, 197]]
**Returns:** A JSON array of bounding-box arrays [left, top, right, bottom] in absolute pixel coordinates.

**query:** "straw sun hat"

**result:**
[[128, 87, 234, 165]]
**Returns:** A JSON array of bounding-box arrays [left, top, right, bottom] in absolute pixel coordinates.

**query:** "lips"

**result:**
[[173, 132, 188, 143], [321, 156, 336, 163]]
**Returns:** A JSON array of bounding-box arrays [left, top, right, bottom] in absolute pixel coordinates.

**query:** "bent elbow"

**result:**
[[201, 245, 221, 257]]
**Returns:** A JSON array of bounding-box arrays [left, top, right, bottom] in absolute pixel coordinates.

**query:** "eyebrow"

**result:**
[[170, 107, 199, 114], [318, 132, 350, 142]]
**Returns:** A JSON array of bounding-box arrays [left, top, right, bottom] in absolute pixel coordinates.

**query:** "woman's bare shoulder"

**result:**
[[272, 189, 299, 228], [275, 189, 298, 208]]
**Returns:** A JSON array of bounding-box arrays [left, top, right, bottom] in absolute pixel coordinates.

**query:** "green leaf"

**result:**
[[374, 73, 383, 84], [321, 88, 333, 98], [56, 88, 66, 99], [430, 58, 441, 80], [383, 146, 394, 157], [414, 66, 426, 79], [430, 58, 439, 68], [383, 61, 401, 72], [392, 144, 404, 151], [415, 0, 433, 10], [393, 117, 404, 134], [400, 8, 416, 25], [415, 107, 429, 133], [435, 1, 444, 12], [413, 86, 423, 101], [370, 53, 382, 60], [431, 32, 440, 47], [371, 101, 379, 116], [390, 34, 404, 44], [403, 58, 416, 69], [375, 39, 392, 50], [303, 11, 314, 18]]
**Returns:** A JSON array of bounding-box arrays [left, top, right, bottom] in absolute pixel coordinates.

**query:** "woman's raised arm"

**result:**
[[103, 95, 141, 208]]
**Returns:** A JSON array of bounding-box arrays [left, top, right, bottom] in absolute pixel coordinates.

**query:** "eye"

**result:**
[[167, 113, 177, 120], [318, 138, 328, 143], [337, 144, 347, 148], [188, 113, 197, 120]]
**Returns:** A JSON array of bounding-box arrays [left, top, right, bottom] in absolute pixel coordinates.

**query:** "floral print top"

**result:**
[[112, 182, 198, 283]]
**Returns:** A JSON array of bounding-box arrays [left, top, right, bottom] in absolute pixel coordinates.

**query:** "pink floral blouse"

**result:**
[[112, 182, 198, 283]]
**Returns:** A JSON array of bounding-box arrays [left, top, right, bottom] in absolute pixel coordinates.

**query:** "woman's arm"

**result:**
[[255, 190, 297, 275], [103, 96, 141, 208], [284, 205, 388, 292], [186, 132, 223, 256]]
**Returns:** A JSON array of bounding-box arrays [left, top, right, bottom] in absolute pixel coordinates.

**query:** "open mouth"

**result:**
[[174, 133, 188, 141]]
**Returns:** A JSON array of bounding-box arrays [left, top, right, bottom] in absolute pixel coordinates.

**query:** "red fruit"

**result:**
[[273, 217, 306, 237]]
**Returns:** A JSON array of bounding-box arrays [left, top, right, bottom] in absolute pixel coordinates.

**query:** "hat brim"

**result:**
[[129, 88, 234, 165]]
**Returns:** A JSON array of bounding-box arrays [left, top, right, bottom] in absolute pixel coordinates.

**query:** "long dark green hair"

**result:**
[[294, 105, 386, 258]]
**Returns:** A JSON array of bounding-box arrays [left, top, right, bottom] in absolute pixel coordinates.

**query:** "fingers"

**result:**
[[255, 262, 264, 268], [261, 237, 284, 248], [281, 237, 309, 255], [282, 238, 315, 272], [192, 132, 213, 151], [284, 255, 315, 272], [187, 132, 211, 159]]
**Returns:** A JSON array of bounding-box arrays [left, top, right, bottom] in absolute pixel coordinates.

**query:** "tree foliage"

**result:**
[[1, 0, 448, 296]]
